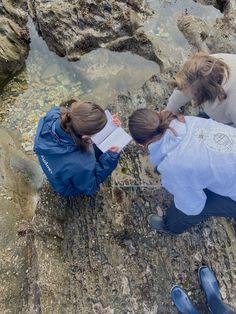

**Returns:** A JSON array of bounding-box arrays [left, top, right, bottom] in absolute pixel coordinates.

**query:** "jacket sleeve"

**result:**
[[166, 89, 192, 112], [71, 151, 120, 196]]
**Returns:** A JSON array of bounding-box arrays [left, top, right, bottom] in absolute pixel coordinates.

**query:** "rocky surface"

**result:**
[[196, 0, 232, 12], [30, 127, 236, 313], [0, 0, 29, 88], [177, 11, 236, 54], [0, 128, 43, 313], [106, 31, 164, 71], [176, 0, 236, 55], [0, 0, 236, 313]]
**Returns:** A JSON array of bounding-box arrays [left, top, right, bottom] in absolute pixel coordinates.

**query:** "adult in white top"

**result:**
[[128, 109, 236, 235], [167, 53, 236, 127]]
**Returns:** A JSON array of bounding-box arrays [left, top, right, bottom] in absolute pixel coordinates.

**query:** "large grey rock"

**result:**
[[27, 0, 153, 61], [106, 31, 164, 71], [0, 0, 29, 87]]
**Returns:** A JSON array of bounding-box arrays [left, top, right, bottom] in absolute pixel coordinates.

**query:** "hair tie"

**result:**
[[153, 127, 161, 136], [153, 111, 163, 136], [66, 108, 72, 118]]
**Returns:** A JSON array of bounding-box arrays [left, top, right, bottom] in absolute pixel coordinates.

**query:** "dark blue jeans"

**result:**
[[164, 190, 236, 234], [178, 295, 236, 314], [207, 295, 236, 314]]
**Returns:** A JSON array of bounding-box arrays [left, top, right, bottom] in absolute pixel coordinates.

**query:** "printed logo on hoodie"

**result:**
[[40, 155, 53, 174], [193, 128, 236, 153]]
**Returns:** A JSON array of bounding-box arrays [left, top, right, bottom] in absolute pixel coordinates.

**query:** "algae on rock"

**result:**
[[0, 0, 29, 87]]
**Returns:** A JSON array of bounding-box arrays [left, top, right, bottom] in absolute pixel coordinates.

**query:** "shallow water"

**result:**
[[0, 19, 159, 151], [0, 2, 222, 152], [142, 0, 222, 66]]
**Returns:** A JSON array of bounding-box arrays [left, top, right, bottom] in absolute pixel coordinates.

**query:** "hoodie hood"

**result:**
[[148, 119, 187, 167], [34, 107, 78, 155]]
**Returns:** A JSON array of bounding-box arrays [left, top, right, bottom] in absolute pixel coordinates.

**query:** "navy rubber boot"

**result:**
[[198, 266, 221, 303], [171, 286, 200, 314], [198, 266, 236, 314]]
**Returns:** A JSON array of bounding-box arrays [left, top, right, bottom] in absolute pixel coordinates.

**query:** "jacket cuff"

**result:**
[[106, 150, 120, 159]]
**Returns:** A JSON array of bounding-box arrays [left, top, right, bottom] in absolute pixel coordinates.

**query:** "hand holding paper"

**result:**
[[109, 146, 121, 153], [112, 113, 121, 127], [91, 110, 132, 153]]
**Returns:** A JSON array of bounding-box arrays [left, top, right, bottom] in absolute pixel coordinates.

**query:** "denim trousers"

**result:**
[[207, 295, 236, 314], [164, 190, 236, 235], [178, 295, 236, 314]]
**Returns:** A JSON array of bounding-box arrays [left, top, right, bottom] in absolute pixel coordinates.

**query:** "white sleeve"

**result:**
[[161, 171, 207, 216], [173, 186, 207, 215], [167, 89, 192, 112]]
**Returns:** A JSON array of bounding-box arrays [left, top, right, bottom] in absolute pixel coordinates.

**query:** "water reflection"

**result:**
[[142, 0, 222, 66], [0, 19, 159, 151], [0, 1, 222, 151]]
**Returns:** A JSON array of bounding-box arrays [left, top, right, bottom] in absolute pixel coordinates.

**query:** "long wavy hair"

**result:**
[[172, 52, 229, 106], [60, 99, 107, 151]]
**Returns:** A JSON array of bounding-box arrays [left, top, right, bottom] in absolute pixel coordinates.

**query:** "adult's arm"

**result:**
[[166, 89, 192, 112]]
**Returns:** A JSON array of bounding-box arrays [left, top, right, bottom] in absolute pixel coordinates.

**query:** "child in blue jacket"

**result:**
[[34, 99, 120, 196]]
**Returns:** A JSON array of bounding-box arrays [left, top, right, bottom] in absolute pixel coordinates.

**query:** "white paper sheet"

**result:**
[[91, 110, 132, 152], [98, 127, 132, 153], [91, 110, 116, 145]]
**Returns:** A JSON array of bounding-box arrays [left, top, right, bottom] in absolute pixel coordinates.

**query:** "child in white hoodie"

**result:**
[[128, 109, 236, 235]]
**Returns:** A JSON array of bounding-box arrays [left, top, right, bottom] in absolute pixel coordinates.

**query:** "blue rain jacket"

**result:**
[[34, 107, 120, 196]]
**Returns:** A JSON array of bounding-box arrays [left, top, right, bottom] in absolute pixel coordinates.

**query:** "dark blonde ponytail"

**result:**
[[60, 107, 72, 132], [60, 99, 107, 150], [128, 109, 184, 145]]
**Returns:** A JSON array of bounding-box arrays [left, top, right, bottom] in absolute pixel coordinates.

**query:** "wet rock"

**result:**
[[139, 0, 223, 70], [177, 13, 236, 54], [215, 1, 236, 38], [177, 15, 210, 52], [27, 0, 152, 60], [93, 302, 114, 314], [1, 1, 236, 313], [0, 129, 43, 313], [0, 0, 29, 88], [196, 0, 229, 12], [106, 31, 164, 71]]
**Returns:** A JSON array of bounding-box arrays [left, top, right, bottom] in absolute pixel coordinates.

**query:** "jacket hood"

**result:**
[[148, 119, 187, 166], [34, 107, 78, 155]]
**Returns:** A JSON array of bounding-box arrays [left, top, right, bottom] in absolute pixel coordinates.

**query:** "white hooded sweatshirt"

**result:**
[[148, 116, 236, 215]]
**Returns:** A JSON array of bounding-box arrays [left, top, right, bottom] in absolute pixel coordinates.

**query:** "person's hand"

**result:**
[[109, 146, 121, 153], [112, 113, 121, 127]]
